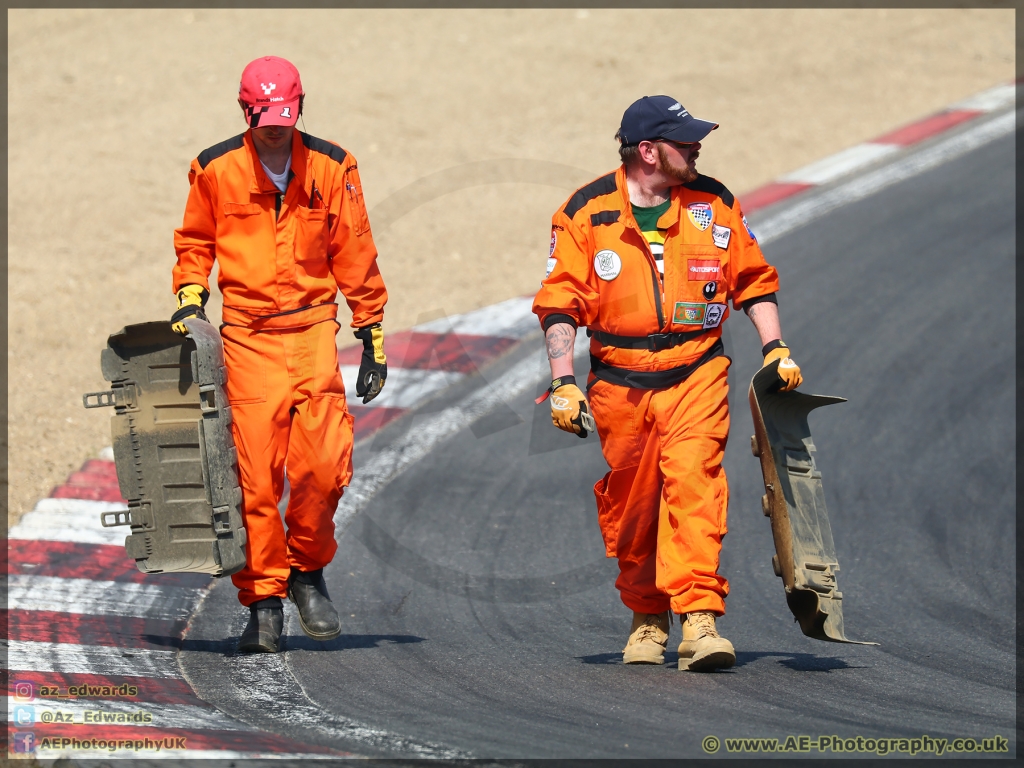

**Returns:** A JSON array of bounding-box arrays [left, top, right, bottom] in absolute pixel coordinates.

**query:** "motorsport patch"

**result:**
[[703, 281, 717, 301], [712, 223, 731, 249], [594, 249, 622, 280], [687, 202, 714, 231], [673, 302, 706, 325], [702, 303, 726, 329], [743, 215, 757, 242], [546, 257, 557, 278], [687, 258, 721, 281], [549, 230, 557, 257]]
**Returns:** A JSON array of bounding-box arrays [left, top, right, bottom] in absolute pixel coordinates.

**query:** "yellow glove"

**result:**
[[547, 376, 596, 438], [762, 340, 803, 392], [171, 284, 210, 336]]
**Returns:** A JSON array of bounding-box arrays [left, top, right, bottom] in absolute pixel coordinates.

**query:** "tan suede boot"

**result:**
[[622, 611, 670, 664], [677, 611, 735, 672]]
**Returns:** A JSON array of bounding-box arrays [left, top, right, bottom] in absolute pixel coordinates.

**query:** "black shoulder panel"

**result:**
[[563, 172, 618, 220], [197, 133, 246, 170], [301, 133, 348, 166], [683, 174, 735, 208]]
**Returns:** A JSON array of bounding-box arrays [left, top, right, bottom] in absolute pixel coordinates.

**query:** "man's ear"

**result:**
[[238, 98, 249, 119]]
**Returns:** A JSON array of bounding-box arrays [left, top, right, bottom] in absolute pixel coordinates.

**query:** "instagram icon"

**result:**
[[13, 681, 35, 702]]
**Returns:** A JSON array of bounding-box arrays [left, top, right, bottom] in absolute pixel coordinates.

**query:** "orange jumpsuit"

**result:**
[[533, 165, 778, 616], [173, 129, 387, 606]]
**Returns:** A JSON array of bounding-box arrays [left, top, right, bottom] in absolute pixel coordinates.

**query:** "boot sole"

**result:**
[[237, 638, 279, 653], [623, 648, 666, 664], [288, 591, 342, 641], [679, 649, 736, 672]]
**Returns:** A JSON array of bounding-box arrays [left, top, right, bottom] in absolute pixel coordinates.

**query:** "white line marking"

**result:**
[[6, 640, 182, 678], [336, 343, 582, 537], [223, 652, 469, 758], [7, 696, 257, 732], [7, 575, 204, 620], [755, 108, 1017, 246], [950, 82, 1017, 112], [9, 498, 128, 546], [779, 142, 899, 185], [341, 366, 464, 409], [413, 295, 537, 339]]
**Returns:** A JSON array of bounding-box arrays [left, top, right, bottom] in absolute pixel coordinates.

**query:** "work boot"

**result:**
[[622, 611, 670, 664], [237, 597, 284, 653], [677, 610, 735, 672], [287, 567, 342, 641]]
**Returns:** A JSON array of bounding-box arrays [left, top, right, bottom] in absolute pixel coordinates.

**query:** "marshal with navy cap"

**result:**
[[533, 93, 806, 673]]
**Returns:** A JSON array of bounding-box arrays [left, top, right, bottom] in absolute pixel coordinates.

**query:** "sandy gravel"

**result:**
[[6, 9, 1014, 526]]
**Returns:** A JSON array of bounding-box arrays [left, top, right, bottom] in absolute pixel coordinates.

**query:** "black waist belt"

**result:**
[[591, 327, 708, 351], [590, 338, 726, 390]]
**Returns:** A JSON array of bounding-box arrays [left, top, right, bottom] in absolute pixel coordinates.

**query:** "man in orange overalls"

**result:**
[[534, 96, 803, 672], [172, 56, 389, 653]]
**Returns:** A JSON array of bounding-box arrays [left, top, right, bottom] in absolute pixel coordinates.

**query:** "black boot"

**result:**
[[237, 597, 284, 653], [287, 567, 341, 640]]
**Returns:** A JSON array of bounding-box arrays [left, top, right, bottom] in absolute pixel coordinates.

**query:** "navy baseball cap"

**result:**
[[618, 95, 718, 145]]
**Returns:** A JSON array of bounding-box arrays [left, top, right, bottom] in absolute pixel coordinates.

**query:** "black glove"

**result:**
[[171, 285, 210, 335], [353, 323, 387, 404]]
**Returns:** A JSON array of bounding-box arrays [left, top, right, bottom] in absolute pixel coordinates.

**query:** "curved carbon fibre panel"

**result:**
[[749, 359, 874, 645], [84, 319, 246, 576]]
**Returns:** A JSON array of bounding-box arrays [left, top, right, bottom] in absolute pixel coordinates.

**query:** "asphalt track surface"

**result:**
[[180, 130, 1016, 759]]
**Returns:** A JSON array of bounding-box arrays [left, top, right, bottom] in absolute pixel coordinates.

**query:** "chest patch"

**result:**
[[673, 302, 706, 325], [549, 230, 557, 257], [687, 259, 721, 281], [673, 301, 727, 329], [702, 303, 726, 329], [712, 223, 731, 249], [594, 249, 622, 280], [687, 202, 714, 231]]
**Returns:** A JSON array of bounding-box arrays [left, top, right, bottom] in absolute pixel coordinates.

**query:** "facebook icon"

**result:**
[[12, 731, 36, 753]]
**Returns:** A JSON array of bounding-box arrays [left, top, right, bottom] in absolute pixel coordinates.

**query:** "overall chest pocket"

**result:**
[[667, 244, 728, 328], [293, 207, 330, 278], [221, 202, 263, 237]]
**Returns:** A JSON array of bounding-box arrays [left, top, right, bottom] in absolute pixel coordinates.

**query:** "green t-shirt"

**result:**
[[632, 199, 670, 232], [632, 200, 671, 281]]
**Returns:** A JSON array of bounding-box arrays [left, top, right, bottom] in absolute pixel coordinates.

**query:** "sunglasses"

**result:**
[[656, 138, 698, 150]]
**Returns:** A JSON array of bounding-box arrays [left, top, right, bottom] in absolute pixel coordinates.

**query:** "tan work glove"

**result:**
[[545, 376, 596, 438], [171, 284, 210, 335], [762, 340, 803, 392]]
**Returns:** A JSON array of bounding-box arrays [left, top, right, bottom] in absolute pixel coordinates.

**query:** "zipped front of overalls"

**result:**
[[621, 209, 666, 331]]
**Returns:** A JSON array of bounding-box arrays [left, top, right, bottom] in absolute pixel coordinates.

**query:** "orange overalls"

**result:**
[[173, 130, 387, 605], [533, 165, 779, 616]]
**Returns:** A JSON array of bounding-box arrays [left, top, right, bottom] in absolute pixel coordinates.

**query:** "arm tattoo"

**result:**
[[546, 324, 574, 359]]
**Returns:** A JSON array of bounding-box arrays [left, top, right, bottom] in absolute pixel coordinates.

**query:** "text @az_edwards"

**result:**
[[701, 733, 1010, 756]]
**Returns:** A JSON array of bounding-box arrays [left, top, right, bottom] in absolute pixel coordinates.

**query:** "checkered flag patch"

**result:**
[[246, 105, 270, 128]]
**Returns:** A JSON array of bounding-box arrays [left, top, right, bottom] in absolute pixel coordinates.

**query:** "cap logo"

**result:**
[[260, 82, 277, 95], [280, 107, 291, 118], [668, 102, 681, 110]]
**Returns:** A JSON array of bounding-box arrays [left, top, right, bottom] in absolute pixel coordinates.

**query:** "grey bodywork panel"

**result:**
[[748, 359, 874, 645], [83, 318, 246, 576]]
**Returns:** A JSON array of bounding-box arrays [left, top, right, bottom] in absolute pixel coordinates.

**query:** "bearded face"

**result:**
[[656, 142, 699, 184]]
